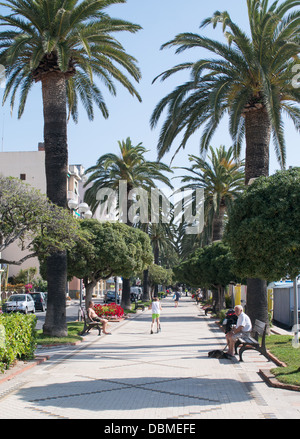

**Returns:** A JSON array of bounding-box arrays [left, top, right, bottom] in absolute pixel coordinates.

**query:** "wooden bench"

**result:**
[[202, 303, 215, 315], [234, 319, 269, 362], [79, 308, 102, 336], [134, 299, 145, 311]]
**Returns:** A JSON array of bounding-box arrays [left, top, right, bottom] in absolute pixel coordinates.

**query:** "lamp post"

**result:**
[[67, 200, 92, 219], [67, 199, 92, 319]]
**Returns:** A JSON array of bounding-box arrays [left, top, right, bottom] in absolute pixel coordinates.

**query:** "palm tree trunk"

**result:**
[[85, 280, 96, 310], [245, 109, 270, 185], [212, 203, 226, 242], [143, 268, 150, 301], [41, 72, 68, 337], [154, 243, 159, 296], [121, 186, 134, 310], [244, 109, 271, 328]]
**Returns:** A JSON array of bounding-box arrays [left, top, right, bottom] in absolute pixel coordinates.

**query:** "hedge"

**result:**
[[0, 313, 37, 372]]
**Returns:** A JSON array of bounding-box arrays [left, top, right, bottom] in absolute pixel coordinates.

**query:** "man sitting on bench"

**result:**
[[88, 301, 111, 335], [225, 305, 252, 357]]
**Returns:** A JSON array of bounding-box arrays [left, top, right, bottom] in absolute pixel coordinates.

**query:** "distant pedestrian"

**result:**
[[149, 297, 162, 334], [173, 288, 181, 307]]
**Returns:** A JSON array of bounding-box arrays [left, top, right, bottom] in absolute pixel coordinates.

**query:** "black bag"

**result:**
[[208, 349, 231, 359]]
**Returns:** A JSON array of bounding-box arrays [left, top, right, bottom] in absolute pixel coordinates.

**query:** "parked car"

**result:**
[[104, 291, 120, 304], [31, 292, 47, 312], [4, 294, 35, 314], [130, 286, 142, 301]]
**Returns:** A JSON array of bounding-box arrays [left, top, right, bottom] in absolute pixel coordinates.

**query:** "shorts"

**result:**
[[231, 331, 251, 341], [152, 313, 160, 319]]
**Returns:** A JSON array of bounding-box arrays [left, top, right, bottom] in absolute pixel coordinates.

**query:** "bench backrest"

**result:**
[[80, 307, 90, 323], [253, 319, 267, 335], [252, 319, 267, 344]]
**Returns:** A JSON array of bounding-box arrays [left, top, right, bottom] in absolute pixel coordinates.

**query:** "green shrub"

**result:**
[[0, 313, 37, 372]]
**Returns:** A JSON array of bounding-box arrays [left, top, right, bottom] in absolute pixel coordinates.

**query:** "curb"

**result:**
[[0, 310, 143, 385], [0, 355, 49, 385], [259, 369, 300, 392], [211, 317, 300, 393]]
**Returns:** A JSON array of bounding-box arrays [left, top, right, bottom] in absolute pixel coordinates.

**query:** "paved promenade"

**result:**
[[0, 295, 299, 420]]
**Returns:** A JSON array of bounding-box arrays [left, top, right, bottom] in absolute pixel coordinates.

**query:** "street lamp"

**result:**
[[67, 199, 92, 219]]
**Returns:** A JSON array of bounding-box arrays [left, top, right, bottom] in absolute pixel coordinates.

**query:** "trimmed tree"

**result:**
[[66, 219, 153, 309], [174, 242, 239, 312], [225, 168, 300, 325], [0, 176, 80, 266]]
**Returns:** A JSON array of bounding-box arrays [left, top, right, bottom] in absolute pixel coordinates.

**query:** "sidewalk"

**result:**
[[0, 295, 299, 419]]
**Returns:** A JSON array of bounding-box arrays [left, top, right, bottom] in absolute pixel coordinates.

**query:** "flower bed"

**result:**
[[94, 303, 124, 320]]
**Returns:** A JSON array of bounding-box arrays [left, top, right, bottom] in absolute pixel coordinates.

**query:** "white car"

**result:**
[[5, 294, 35, 314], [130, 286, 142, 301]]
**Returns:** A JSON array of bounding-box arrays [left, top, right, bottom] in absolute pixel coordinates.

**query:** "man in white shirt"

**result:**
[[226, 305, 252, 356]]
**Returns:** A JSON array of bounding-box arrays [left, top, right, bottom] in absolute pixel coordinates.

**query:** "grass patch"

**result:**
[[266, 335, 300, 387], [36, 321, 84, 346]]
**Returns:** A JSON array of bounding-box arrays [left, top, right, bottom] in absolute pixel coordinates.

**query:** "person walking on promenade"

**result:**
[[149, 297, 162, 334], [225, 305, 252, 356], [173, 287, 181, 307]]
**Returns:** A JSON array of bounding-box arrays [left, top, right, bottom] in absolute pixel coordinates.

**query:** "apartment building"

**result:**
[[0, 144, 86, 294]]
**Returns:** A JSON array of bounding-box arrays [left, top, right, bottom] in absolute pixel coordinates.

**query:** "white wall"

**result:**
[[0, 150, 46, 277]]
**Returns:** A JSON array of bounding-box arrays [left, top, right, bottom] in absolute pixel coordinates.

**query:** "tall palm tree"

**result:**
[[84, 137, 173, 308], [150, 0, 300, 325], [140, 221, 177, 299], [0, 0, 142, 337], [179, 146, 245, 243], [178, 146, 245, 311]]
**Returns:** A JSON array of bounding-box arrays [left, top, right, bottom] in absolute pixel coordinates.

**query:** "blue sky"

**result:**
[[0, 0, 299, 180]]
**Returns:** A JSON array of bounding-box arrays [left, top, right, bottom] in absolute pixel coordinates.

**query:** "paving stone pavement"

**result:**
[[0, 295, 299, 420]]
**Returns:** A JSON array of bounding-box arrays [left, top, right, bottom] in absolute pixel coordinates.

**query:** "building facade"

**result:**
[[0, 144, 107, 299]]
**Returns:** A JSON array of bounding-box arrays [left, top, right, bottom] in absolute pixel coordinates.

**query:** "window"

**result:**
[[20, 174, 26, 181]]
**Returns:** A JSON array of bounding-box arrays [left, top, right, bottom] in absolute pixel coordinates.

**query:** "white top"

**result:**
[[237, 312, 252, 332], [152, 301, 161, 314]]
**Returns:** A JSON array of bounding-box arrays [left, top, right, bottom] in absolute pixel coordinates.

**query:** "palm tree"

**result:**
[[178, 146, 245, 311], [150, 0, 300, 326], [84, 137, 173, 308], [179, 146, 245, 243], [0, 0, 142, 337], [140, 221, 177, 299]]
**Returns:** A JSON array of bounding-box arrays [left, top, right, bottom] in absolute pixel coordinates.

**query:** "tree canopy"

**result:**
[[150, 0, 300, 172], [225, 168, 300, 281], [0, 176, 80, 265], [146, 264, 174, 292], [174, 241, 239, 289], [66, 219, 153, 307], [0, 0, 142, 120]]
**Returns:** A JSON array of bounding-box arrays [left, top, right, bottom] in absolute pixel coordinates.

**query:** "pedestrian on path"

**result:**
[[173, 287, 181, 307], [149, 297, 162, 334]]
